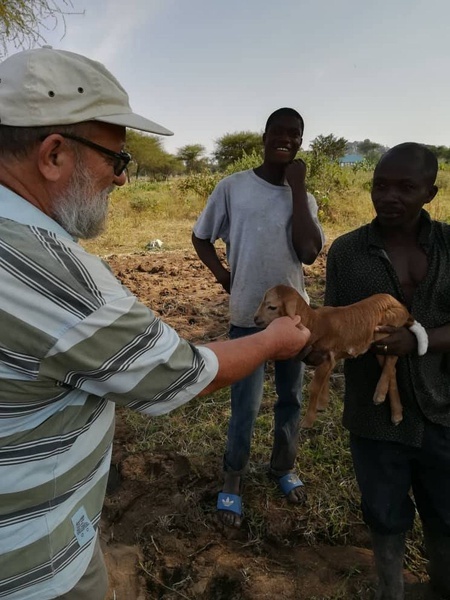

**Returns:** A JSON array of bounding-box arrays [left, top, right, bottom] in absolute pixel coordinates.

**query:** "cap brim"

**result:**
[[95, 112, 173, 136]]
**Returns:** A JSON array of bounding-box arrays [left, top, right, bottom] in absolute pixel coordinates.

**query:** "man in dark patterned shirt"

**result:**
[[325, 143, 450, 599]]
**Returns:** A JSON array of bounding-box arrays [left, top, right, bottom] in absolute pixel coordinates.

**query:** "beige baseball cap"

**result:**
[[0, 46, 173, 135]]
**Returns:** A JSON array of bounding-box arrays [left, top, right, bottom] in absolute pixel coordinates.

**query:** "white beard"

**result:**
[[52, 161, 113, 239]]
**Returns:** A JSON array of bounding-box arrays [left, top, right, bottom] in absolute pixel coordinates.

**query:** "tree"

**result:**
[[213, 131, 262, 170], [126, 130, 183, 180], [309, 134, 348, 162], [176, 144, 208, 172], [425, 145, 450, 163], [356, 139, 381, 156], [355, 139, 389, 163], [0, 1, 82, 56]]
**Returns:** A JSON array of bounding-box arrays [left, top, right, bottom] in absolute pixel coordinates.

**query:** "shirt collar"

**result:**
[[0, 184, 74, 240]]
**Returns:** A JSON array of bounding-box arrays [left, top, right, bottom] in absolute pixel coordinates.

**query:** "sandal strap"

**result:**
[[277, 473, 304, 496], [217, 492, 242, 515]]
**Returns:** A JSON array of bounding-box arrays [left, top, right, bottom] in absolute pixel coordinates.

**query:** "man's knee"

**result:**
[[361, 496, 415, 535]]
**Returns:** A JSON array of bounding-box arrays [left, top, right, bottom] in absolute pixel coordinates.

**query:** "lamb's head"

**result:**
[[254, 285, 304, 327]]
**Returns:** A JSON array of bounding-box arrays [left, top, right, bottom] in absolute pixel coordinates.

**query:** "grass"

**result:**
[[83, 179, 207, 255], [83, 167, 450, 256], [122, 377, 360, 540], [82, 166, 450, 584]]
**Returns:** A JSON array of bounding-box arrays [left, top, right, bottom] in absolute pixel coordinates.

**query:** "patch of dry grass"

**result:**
[[82, 168, 450, 256]]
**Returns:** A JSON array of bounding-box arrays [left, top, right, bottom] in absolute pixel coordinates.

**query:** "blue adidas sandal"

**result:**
[[216, 492, 242, 516], [277, 473, 304, 496]]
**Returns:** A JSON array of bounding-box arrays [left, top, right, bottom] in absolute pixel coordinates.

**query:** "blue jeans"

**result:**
[[223, 325, 305, 476], [350, 422, 450, 536]]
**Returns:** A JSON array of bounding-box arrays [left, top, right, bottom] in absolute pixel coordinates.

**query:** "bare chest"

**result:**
[[385, 244, 428, 305]]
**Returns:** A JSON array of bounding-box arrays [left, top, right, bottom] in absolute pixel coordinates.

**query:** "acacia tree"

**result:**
[[309, 134, 348, 162], [0, 0, 82, 55], [356, 139, 389, 163], [176, 144, 208, 172], [213, 131, 262, 170], [126, 130, 183, 180]]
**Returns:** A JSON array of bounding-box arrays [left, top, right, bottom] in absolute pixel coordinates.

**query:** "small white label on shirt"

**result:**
[[71, 506, 95, 547]]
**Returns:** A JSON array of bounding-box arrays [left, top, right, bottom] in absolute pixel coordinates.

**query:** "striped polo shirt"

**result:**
[[0, 186, 218, 599]]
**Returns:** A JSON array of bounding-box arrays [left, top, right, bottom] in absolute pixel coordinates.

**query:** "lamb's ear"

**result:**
[[285, 296, 298, 318]]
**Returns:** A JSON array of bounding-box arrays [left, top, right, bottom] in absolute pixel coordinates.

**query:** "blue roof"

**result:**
[[340, 153, 364, 163]]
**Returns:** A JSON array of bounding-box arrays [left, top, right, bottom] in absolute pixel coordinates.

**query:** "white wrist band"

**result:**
[[409, 321, 429, 356]]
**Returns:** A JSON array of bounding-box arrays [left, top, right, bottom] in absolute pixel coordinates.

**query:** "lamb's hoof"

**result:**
[[391, 416, 403, 426], [373, 394, 386, 406]]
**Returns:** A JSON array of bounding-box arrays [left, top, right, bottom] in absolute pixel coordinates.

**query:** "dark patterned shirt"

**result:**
[[325, 210, 450, 447]]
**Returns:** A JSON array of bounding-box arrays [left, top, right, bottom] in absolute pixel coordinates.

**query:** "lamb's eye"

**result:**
[[268, 305, 277, 311]]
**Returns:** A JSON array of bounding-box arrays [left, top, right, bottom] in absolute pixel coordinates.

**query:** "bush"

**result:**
[[129, 196, 159, 213], [224, 150, 263, 175], [176, 171, 222, 202], [300, 152, 351, 221], [351, 158, 378, 173], [176, 150, 365, 223], [175, 151, 264, 203]]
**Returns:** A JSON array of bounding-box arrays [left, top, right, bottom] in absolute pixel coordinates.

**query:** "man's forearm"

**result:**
[[191, 234, 228, 281], [199, 334, 272, 395], [291, 185, 323, 264]]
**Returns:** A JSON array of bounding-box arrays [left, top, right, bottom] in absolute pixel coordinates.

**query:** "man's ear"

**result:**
[[37, 135, 75, 183], [425, 184, 438, 204]]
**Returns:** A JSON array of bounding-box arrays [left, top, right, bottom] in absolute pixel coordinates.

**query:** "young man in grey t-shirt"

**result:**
[[192, 108, 324, 528]]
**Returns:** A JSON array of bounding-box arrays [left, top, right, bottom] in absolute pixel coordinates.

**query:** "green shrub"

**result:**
[[128, 180, 162, 192], [300, 152, 352, 221], [176, 171, 222, 202], [224, 149, 263, 174], [176, 151, 262, 204], [129, 196, 159, 212]]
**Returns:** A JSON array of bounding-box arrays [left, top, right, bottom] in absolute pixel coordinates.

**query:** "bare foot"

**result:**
[[285, 484, 307, 505], [217, 472, 242, 528]]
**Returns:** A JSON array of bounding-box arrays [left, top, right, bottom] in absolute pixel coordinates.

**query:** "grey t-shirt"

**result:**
[[193, 169, 324, 327]]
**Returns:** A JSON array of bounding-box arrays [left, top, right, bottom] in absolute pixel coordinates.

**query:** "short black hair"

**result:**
[[265, 108, 304, 134], [376, 142, 438, 185]]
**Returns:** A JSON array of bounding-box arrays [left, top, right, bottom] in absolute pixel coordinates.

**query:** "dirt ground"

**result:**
[[98, 250, 424, 600]]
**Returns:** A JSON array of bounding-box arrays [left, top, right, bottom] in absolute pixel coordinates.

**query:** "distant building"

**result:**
[[339, 153, 364, 166]]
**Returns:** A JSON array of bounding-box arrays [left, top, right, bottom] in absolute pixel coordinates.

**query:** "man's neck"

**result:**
[[253, 162, 286, 186], [378, 217, 423, 247], [0, 160, 52, 216]]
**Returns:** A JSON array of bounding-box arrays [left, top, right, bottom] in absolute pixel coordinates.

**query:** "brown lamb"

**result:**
[[254, 285, 414, 428]]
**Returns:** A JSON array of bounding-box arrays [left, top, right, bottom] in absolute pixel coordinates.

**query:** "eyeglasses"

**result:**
[[57, 133, 132, 176]]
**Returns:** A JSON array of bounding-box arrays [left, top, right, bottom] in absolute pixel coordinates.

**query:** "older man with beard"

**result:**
[[0, 48, 310, 600]]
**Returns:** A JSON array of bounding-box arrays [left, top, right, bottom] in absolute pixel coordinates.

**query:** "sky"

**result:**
[[4, 0, 450, 157]]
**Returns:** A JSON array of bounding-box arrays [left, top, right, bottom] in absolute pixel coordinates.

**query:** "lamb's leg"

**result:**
[[316, 353, 336, 411], [373, 355, 393, 405], [374, 356, 403, 425], [301, 358, 333, 428], [387, 363, 403, 426], [317, 382, 330, 412]]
